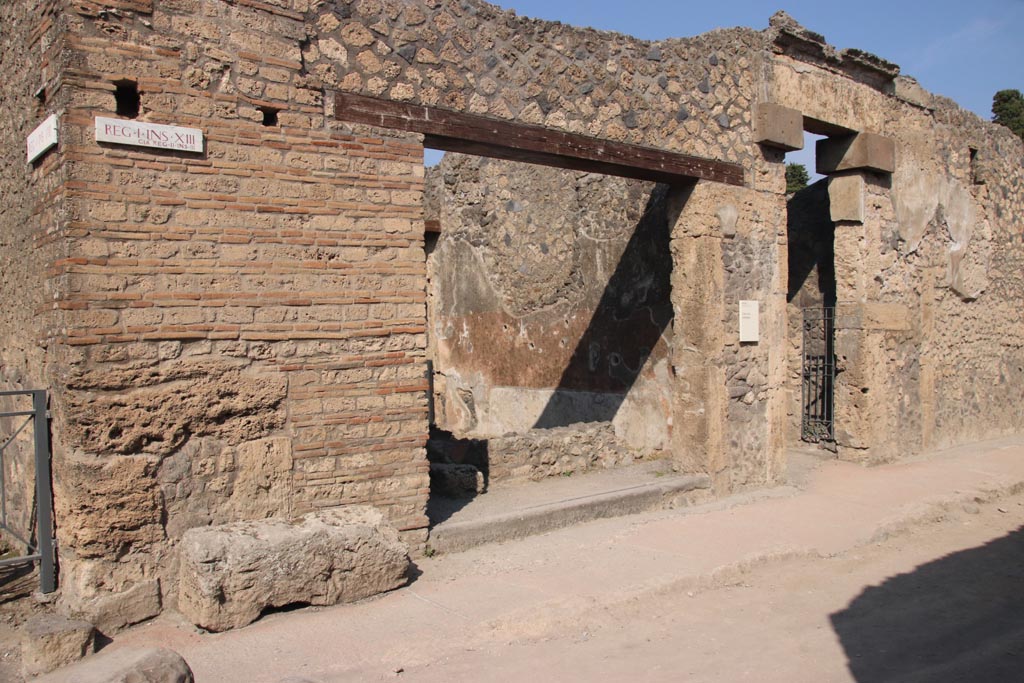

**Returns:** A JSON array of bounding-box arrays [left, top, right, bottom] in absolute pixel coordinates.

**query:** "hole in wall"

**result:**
[[260, 106, 279, 127], [114, 80, 140, 119], [423, 229, 440, 258], [34, 86, 47, 116]]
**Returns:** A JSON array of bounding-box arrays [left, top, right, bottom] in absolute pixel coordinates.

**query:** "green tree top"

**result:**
[[992, 89, 1024, 141], [785, 163, 809, 194]]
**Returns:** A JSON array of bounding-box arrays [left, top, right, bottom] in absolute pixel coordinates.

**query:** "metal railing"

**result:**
[[801, 307, 835, 444], [0, 390, 55, 593]]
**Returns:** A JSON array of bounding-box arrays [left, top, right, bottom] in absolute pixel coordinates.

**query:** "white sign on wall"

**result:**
[[26, 114, 59, 163], [95, 116, 204, 153], [739, 300, 760, 343]]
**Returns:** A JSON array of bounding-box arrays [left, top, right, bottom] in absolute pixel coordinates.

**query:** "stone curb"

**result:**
[[427, 474, 711, 554], [868, 479, 1024, 544]]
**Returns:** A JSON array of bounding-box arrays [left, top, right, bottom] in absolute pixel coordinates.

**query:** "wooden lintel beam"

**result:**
[[335, 92, 745, 187], [422, 135, 694, 187]]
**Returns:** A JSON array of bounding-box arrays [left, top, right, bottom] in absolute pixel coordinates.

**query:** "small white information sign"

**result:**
[[26, 114, 59, 163], [739, 300, 759, 343], [95, 116, 204, 153]]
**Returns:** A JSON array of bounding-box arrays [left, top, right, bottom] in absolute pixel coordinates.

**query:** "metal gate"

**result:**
[[0, 390, 55, 593], [801, 306, 835, 444]]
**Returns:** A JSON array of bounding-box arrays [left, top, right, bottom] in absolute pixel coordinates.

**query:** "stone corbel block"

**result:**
[[817, 132, 895, 174], [753, 103, 804, 151], [828, 173, 865, 223]]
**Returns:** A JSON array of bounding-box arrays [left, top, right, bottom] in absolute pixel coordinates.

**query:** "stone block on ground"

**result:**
[[20, 614, 96, 677], [178, 506, 410, 632], [82, 578, 162, 634], [33, 647, 193, 683], [430, 462, 486, 498]]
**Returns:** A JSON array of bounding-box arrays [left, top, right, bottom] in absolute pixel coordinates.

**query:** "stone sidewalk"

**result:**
[[112, 435, 1024, 682]]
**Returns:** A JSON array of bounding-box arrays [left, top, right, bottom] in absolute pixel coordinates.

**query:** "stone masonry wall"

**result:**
[[770, 21, 1024, 461], [668, 174, 789, 492], [46, 0, 793, 626], [0, 0, 69, 549], [425, 154, 674, 455], [309, 0, 766, 163]]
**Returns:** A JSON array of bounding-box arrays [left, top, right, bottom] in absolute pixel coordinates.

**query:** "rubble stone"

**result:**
[[34, 647, 193, 683], [178, 507, 409, 631], [425, 156, 675, 455], [20, 614, 96, 677]]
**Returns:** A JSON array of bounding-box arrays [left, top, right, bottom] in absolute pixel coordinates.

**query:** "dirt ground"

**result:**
[[385, 493, 1024, 683], [3, 448, 1023, 682], [0, 558, 46, 682]]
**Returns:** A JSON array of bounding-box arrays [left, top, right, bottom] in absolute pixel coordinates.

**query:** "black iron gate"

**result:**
[[0, 390, 55, 593], [801, 307, 835, 444]]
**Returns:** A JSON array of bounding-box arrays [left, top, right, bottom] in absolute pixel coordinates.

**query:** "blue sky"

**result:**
[[426, 1, 1023, 167]]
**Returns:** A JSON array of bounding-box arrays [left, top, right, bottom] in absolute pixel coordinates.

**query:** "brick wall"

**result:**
[[43, 0, 430, 624]]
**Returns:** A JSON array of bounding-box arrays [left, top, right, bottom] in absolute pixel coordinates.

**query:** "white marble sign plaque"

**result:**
[[739, 300, 759, 343], [95, 116, 203, 153], [26, 114, 58, 163]]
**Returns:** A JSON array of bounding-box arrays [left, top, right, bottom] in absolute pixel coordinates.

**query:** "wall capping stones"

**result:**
[[892, 76, 935, 111], [769, 11, 899, 92]]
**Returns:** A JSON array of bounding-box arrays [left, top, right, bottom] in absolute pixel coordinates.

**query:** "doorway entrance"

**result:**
[[801, 305, 835, 443]]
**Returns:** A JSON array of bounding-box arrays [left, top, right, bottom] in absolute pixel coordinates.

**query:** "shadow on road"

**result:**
[[831, 524, 1024, 682]]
